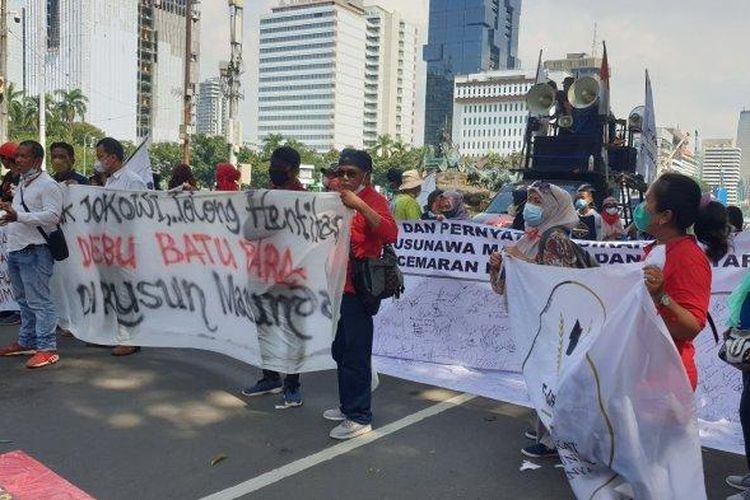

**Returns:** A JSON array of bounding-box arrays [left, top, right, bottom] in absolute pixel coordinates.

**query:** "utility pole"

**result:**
[[0, 0, 8, 143], [222, 0, 244, 166], [38, 0, 46, 152], [180, 0, 199, 164]]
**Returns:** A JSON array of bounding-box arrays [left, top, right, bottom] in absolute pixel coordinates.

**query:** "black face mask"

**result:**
[[269, 169, 290, 187]]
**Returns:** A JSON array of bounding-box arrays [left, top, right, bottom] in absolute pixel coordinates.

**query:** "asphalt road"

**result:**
[[0, 327, 745, 500]]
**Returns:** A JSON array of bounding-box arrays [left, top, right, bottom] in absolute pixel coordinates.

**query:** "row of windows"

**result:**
[[462, 140, 522, 151], [260, 31, 332, 46], [464, 103, 525, 113], [462, 128, 525, 138], [261, 133, 334, 142], [261, 62, 334, 74], [259, 104, 334, 112], [260, 20, 334, 35], [260, 51, 333, 65], [464, 115, 527, 126], [259, 124, 334, 131], [258, 113, 334, 122], [259, 83, 335, 93], [456, 82, 533, 98], [260, 41, 335, 55], [260, 73, 334, 83], [260, 11, 332, 26], [259, 93, 335, 103]]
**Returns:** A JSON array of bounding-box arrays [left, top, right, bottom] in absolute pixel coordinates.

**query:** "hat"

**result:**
[[399, 169, 423, 190], [338, 148, 372, 172], [0, 142, 18, 160], [270, 146, 300, 169]]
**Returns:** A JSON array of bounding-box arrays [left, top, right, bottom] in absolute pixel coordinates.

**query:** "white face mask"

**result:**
[[605, 207, 618, 215]]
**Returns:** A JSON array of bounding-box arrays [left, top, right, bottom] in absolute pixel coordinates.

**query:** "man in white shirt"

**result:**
[[0, 140, 64, 368], [96, 137, 146, 356]]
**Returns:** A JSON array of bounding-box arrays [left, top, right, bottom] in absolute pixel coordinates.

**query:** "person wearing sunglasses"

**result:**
[[323, 149, 398, 440]]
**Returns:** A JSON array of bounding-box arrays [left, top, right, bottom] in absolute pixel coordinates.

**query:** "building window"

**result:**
[[47, 0, 60, 50]]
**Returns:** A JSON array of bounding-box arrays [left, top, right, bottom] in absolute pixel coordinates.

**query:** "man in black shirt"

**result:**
[[50, 142, 90, 185]]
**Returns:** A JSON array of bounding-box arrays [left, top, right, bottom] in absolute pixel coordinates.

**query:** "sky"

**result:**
[[200, 0, 750, 145]]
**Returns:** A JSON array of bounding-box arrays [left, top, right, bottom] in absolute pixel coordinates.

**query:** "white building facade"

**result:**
[[196, 77, 227, 137], [657, 127, 699, 179], [702, 138, 742, 205], [451, 69, 536, 158], [363, 5, 419, 148], [257, 0, 366, 153]]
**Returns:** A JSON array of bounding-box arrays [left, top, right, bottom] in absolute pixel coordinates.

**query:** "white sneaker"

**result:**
[[329, 419, 372, 440], [371, 368, 380, 392], [727, 490, 750, 500], [728, 474, 750, 491], [323, 408, 345, 421]]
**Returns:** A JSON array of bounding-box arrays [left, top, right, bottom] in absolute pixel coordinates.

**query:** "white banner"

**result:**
[[54, 186, 351, 372], [0, 228, 18, 311], [506, 256, 706, 499], [374, 220, 750, 454]]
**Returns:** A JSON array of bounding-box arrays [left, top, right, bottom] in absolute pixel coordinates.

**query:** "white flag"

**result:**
[[416, 172, 437, 209], [123, 136, 155, 189], [637, 70, 657, 184], [505, 257, 706, 500]]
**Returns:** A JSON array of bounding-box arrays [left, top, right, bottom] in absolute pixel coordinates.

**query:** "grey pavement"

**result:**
[[0, 326, 745, 500]]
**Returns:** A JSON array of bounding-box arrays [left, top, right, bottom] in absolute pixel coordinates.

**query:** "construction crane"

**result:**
[[221, 0, 244, 166]]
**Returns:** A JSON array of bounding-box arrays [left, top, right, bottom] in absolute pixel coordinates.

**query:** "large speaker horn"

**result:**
[[525, 83, 556, 116], [567, 76, 601, 109], [628, 105, 645, 132], [557, 114, 574, 129]]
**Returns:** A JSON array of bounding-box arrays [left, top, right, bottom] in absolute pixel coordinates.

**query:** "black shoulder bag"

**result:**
[[352, 244, 405, 316], [19, 186, 69, 261]]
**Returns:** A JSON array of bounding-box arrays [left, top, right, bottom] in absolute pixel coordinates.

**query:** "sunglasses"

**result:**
[[336, 168, 362, 179]]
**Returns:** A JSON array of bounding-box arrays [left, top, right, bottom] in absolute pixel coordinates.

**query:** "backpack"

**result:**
[[538, 227, 599, 269]]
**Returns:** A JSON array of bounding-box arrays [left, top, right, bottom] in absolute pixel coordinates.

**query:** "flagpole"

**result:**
[[523, 49, 544, 170]]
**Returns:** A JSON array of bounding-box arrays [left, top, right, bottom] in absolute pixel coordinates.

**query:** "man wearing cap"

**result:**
[[0, 140, 64, 368], [392, 169, 423, 221], [242, 146, 306, 408], [323, 148, 398, 440]]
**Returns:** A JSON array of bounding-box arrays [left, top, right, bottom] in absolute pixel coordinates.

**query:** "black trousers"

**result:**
[[261, 370, 300, 391], [332, 294, 373, 425], [742, 371, 750, 470]]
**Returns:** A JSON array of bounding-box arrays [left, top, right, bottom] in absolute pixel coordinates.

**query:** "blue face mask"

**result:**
[[523, 203, 544, 227], [575, 199, 588, 210]]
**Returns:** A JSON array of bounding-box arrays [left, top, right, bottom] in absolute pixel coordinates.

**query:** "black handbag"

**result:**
[[19, 186, 69, 261], [352, 245, 405, 316]]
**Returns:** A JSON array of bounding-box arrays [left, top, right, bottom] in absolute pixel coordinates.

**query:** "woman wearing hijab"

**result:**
[[439, 191, 470, 220], [421, 189, 445, 221], [488, 181, 585, 459], [168, 163, 198, 191], [600, 196, 626, 241]]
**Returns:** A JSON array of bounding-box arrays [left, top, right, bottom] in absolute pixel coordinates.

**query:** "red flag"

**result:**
[[599, 41, 610, 115]]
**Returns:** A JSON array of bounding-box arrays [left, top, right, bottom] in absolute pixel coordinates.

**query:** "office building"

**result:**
[[257, 0, 366, 152], [737, 110, 750, 181], [656, 127, 699, 179], [196, 77, 227, 137], [544, 53, 603, 79], [451, 69, 535, 157], [702, 138, 742, 205], [363, 5, 419, 148], [423, 0, 522, 147]]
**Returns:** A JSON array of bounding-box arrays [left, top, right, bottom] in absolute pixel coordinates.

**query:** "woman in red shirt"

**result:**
[[636, 173, 729, 390], [324, 149, 398, 441]]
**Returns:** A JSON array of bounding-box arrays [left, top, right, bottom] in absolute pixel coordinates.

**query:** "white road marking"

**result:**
[[201, 392, 477, 500]]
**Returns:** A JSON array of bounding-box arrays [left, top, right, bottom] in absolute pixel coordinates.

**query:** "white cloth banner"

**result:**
[[0, 228, 18, 311], [506, 256, 706, 499], [374, 220, 750, 454], [54, 186, 351, 372]]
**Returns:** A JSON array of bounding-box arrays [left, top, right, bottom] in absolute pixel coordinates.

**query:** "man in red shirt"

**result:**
[[242, 146, 306, 408], [323, 149, 398, 440]]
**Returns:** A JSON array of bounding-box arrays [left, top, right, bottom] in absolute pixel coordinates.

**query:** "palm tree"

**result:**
[[54, 89, 88, 124], [371, 134, 395, 160]]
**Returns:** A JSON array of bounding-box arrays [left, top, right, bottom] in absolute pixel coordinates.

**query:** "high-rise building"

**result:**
[[422, 0, 522, 147], [702, 138, 742, 205], [656, 127, 699, 179], [196, 77, 227, 137], [737, 110, 750, 182], [22, 0, 198, 142], [544, 53, 603, 79], [451, 69, 535, 157], [363, 5, 419, 148], [257, 0, 366, 152]]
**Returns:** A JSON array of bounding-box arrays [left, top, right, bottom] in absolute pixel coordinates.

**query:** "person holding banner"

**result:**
[[488, 181, 585, 458], [324, 149, 398, 440], [638, 174, 729, 391], [0, 141, 64, 368], [243, 146, 306, 408]]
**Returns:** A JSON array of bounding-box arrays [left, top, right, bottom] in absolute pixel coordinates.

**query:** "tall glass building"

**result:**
[[422, 0, 522, 147], [737, 110, 750, 184]]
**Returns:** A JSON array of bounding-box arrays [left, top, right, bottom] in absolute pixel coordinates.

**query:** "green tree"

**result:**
[[54, 89, 88, 124]]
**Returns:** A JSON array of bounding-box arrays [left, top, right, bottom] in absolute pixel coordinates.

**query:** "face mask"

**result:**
[[269, 170, 290, 187], [94, 160, 106, 173], [605, 207, 618, 215], [523, 203, 544, 227], [575, 199, 588, 210], [633, 202, 652, 232]]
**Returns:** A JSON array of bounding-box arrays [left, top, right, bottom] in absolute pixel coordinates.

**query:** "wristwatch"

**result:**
[[658, 293, 672, 307]]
